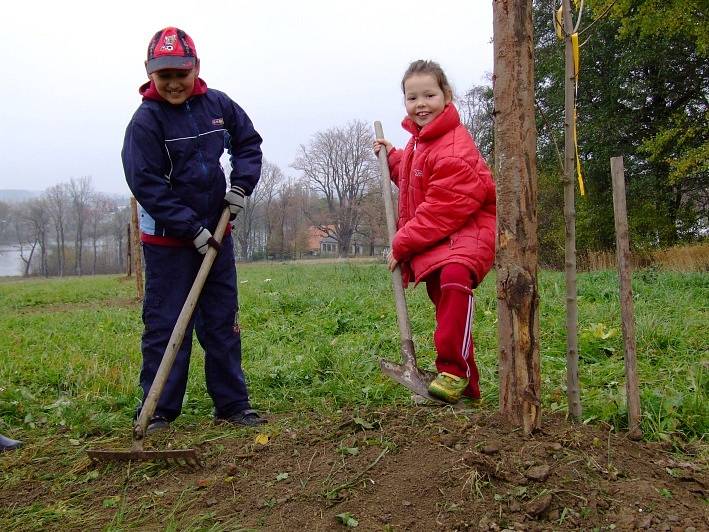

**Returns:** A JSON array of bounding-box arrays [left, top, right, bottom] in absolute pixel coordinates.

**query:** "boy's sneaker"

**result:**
[[428, 372, 469, 404], [0, 434, 22, 452], [146, 416, 170, 434], [215, 409, 267, 427]]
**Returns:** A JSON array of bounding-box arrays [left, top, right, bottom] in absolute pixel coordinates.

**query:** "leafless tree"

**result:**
[[356, 185, 388, 256], [233, 159, 283, 260], [293, 120, 378, 257], [69, 176, 93, 275], [45, 183, 70, 276], [458, 83, 495, 163], [87, 193, 116, 274], [111, 204, 131, 272], [12, 199, 49, 276], [266, 179, 310, 259]]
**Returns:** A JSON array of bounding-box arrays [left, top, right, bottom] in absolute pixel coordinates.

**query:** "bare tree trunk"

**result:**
[[21, 240, 37, 276], [39, 227, 48, 277], [69, 177, 93, 276], [562, 0, 582, 419], [46, 183, 68, 277], [59, 225, 65, 277], [92, 234, 98, 275], [54, 226, 62, 276], [493, 0, 541, 434]]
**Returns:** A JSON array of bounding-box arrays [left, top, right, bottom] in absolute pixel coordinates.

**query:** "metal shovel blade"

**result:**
[[87, 448, 202, 468], [379, 359, 445, 403]]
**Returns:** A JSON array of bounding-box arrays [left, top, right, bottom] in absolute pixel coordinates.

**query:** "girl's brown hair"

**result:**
[[401, 60, 453, 100]]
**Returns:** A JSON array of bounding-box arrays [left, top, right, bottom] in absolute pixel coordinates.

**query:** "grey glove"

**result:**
[[224, 185, 245, 221], [193, 227, 221, 255]]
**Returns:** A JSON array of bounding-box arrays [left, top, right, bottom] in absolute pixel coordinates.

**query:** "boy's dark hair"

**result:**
[[401, 60, 453, 100]]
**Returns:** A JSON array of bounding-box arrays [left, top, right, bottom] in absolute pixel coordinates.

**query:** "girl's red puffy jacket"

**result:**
[[387, 103, 496, 287]]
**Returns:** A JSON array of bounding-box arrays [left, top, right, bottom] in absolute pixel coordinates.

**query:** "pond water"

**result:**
[[0, 247, 23, 276]]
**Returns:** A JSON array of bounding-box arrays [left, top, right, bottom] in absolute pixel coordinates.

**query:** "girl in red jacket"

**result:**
[[374, 60, 496, 404]]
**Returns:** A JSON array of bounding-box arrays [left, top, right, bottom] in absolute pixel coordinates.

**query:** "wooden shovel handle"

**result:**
[[374, 122, 416, 367], [134, 207, 232, 444]]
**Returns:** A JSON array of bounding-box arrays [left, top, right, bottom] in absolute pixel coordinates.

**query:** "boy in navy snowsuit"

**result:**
[[122, 27, 265, 432]]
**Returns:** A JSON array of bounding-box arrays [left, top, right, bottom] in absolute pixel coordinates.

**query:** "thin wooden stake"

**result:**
[[610, 156, 642, 440], [130, 197, 144, 301]]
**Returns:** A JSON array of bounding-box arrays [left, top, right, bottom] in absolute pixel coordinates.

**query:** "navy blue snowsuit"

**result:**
[[122, 78, 262, 420]]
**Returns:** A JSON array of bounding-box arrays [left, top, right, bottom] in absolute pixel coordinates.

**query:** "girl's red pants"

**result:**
[[425, 262, 481, 399]]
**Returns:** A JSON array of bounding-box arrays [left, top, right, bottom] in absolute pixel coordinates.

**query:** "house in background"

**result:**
[[306, 226, 388, 257]]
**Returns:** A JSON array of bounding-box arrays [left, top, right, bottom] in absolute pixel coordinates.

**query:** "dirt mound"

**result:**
[[2, 406, 707, 530]]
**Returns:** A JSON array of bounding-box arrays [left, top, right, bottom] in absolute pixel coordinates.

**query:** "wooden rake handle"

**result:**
[[134, 207, 232, 447]]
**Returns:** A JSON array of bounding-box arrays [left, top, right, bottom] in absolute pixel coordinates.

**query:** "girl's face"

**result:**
[[403, 73, 451, 128], [150, 66, 199, 105]]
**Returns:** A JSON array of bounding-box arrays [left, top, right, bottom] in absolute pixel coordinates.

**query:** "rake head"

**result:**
[[87, 448, 203, 468], [379, 359, 445, 403]]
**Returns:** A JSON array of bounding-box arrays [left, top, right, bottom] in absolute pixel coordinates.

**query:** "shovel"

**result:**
[[87, 207, 232, 467], [374, 121, 442, 402]]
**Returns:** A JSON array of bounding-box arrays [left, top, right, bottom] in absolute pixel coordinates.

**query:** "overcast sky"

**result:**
[[1, 0, 493, 196]]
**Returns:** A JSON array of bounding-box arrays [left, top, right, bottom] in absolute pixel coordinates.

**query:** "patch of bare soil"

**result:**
[[4, 407, 708, 530], [15, 297, 139, 315]]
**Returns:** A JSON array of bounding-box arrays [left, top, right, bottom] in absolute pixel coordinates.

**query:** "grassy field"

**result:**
[[0, 262, 707, 530], [1, 261, 706, 444]]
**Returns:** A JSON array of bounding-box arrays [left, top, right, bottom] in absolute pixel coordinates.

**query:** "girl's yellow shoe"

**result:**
[[427, 372, 469, 404]]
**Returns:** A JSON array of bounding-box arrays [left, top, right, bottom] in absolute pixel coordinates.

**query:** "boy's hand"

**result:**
[[224, 186, 246, 221], [373, 138, 393, 157], [193, 227, 221, 254]]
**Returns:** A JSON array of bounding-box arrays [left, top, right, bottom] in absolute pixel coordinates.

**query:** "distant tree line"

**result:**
[[0, 177, 132, 277], [3, 0, 705, 276], [0, 120, 391, 276]]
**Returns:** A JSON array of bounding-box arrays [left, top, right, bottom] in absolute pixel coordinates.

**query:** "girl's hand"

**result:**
[[373, 138, 393, 156], [386, 250, 398, 272]]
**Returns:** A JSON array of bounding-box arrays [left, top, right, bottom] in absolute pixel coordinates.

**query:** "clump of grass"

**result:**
[[582, 243, 709, 272]]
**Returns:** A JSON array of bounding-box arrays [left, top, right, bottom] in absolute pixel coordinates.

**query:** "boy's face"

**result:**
[[149, 66, 199, 105], [403, 73, 451, 128]]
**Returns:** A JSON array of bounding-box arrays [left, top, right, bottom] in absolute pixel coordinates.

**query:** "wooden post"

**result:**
[[562, 0, 582, 419], [493, 0, 541, 434], [610, 157, 642, 440], [130, 197, 144, 301]]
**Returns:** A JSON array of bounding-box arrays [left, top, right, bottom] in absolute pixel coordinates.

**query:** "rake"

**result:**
[[87, 207, 232, 467]]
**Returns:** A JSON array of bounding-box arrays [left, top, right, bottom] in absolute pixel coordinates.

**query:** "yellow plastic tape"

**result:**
[[555, 6, 564, 40], [571, 33, 580, 77], [573, 109, 585, 196], [572, 32, 584, 195]]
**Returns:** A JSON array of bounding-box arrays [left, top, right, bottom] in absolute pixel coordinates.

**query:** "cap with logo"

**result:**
[[145, 27, 198, 75]]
